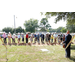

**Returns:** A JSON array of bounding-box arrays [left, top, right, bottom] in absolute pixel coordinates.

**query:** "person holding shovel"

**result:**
[[8, 32, 11, 45], [2, 32, 7, 44]]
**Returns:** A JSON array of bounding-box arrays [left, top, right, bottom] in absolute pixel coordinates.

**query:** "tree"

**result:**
[[61, 27, 67, 33], [41, 12, 75, 25], [24, 19, 39, 33], [2, 27, 13, 34], [66, 24, 75, 33], [40, 18, 51, 31], [56, 27, 64, 32], [2, 27, 25, 34], [49, 28, 57, 33], [15, 26, 25, 33]]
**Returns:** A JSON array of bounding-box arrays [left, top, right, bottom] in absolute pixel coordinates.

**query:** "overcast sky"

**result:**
[[0, 12, 66, 30]]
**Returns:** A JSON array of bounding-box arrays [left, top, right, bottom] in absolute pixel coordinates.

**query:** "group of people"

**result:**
[[2, 32, 66, 45], [1, 30, 73, 58]]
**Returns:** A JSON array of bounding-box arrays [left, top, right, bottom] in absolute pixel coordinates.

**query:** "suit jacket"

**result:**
[[63, 34, 72, 47]]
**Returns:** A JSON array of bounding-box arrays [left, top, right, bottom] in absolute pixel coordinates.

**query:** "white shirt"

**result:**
[[54, 34, 57, 38], [18, 35, 20, 38], [12, 35, 16, 38]]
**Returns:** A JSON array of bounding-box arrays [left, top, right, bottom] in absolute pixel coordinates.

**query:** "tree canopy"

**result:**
[[24, 19, 39, 33], [2, 26, 25, 34], [40, 18, 51, 31], [2, 27, 13, 34], [41, 12, 75, 25]]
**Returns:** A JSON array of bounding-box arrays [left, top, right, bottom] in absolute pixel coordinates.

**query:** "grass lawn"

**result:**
[[0, 38, 75, 62]]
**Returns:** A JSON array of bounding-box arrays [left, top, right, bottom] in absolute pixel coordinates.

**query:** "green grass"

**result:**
[[0, 38, 75, 62]]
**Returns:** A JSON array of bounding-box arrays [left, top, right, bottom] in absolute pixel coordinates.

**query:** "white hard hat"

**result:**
[[13, 34, 15, 35], [21, 33, 23, 34], [18, 33, 20, 34]]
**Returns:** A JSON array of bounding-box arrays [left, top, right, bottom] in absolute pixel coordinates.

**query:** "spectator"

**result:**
[[48, 33, 51, 44], [60, 33, 63, 43], [2, 32, 7, 44], [57, 35, 61, 44], [41, 33, 43, 44], [26, 33, 29, 43], [63, 34, 65, 41], [12, 34, 16, 43], [53, 32, 58, 45], [42, 33, 44, 44], [17, 33, 20, 44], [51, 33, 53, 43], [30, 33, 33, 44], [45, 33, 48, 44], [21, 33, 24, 43], [8, 32, 11, 44], [34, 33, 37, 43], [37, 33, 40, 44]]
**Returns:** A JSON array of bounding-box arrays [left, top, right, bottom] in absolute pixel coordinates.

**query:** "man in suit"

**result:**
[[63, 30, 72, 58]]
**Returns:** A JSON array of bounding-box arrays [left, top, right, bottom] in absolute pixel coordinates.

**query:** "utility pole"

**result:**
[[14, 15, 16, 34]]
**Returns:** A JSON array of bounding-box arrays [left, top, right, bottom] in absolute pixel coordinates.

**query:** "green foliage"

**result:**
[[2, 27, 13, 34], [24, 19, 39, 33], [40, 18, 51, 31], [15, 26, 25, 33], [61, 27, 67, 33], [2, 27, 25, 34], [56, 27, 64, 32], [42, 12, 75, 24], [49, 28, 57, 33], [66, 24, 75, 33]]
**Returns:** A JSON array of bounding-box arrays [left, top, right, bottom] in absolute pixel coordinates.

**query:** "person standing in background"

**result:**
[[63, 34, 65, 41], [57, 35, 61, 44], [12, 34, 16, 43], [53, 32, 57, 45], [2, 32, 7, 44], [60, 33, 63, 43], [42, 33, 44, 44], [48, 33, 51, 44], [45, 33, 48, 44], [17, 33, 21, 44], [34, 33, 37, 43], [26, 33, 29, 43], [21, 33, 24, 43], [37, 33, 40, 44], [41, 33, 43, 44], [8, 32, 11, 45], [51, 33, 53, 43], [30, 33, 33, 44]]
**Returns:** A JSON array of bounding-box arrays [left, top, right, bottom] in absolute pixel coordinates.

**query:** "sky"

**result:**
[[0, 12, 66, 30]]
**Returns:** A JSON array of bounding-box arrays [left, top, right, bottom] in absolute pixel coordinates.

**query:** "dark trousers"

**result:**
[[4, 38, 6, 43], [65, 46, 70, 58], [22, 38, 24, 42], [12, 38, 15, 43], [26, 38, 28, 43]]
